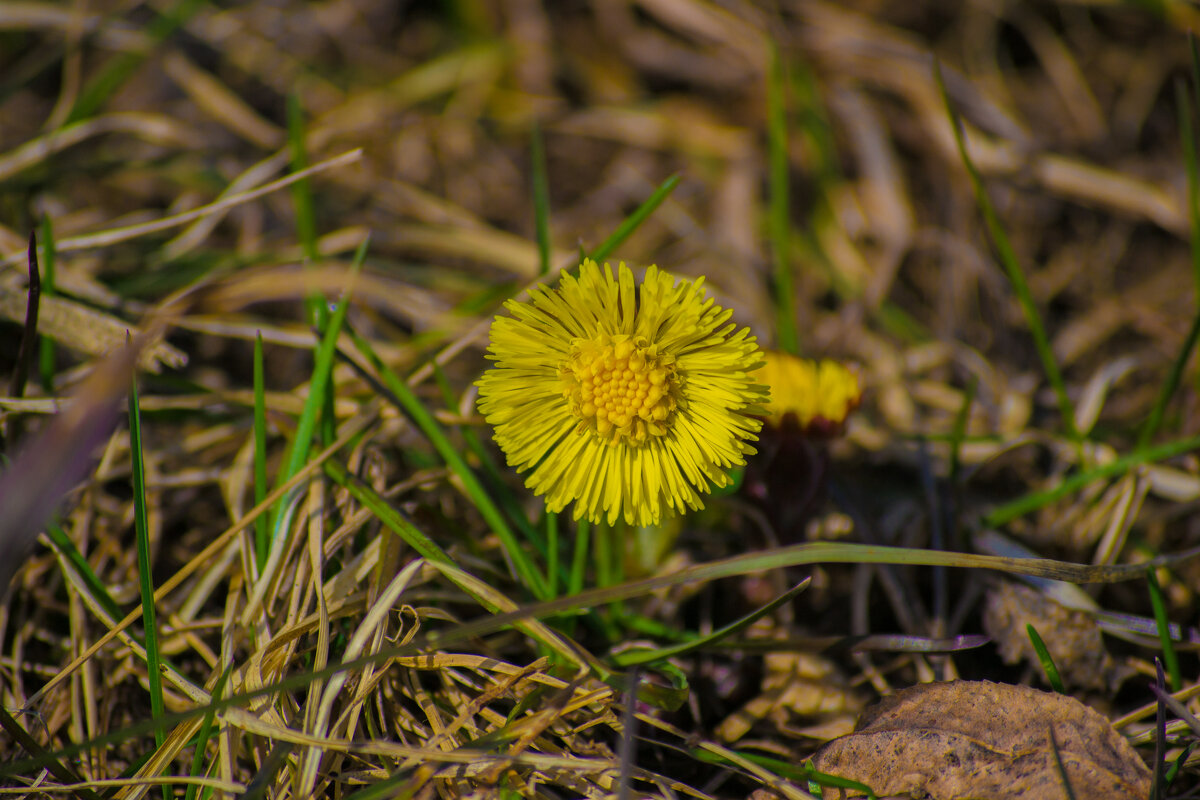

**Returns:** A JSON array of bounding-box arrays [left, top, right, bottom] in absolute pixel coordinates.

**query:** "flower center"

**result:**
[[561, 334, 679, 445]]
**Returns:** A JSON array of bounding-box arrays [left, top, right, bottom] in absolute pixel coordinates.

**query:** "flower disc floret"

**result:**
[[477, 259, 767, 526], [562, 334, 679, 443]]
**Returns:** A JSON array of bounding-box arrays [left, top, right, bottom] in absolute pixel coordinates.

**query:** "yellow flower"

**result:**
[[757, 352, 861, 433], [477, 259, 767, 526]]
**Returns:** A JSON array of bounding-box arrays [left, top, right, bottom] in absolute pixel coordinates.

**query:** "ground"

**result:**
[[0, 1, 1198, 798]]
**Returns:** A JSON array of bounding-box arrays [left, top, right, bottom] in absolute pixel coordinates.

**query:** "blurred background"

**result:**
[[3, 0, 1197, 454]]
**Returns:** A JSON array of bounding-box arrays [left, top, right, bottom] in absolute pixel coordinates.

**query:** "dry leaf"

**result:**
[[812, 680, 1150, 799], [717, 651, 861, 743], [983, 581, 1131, 692]]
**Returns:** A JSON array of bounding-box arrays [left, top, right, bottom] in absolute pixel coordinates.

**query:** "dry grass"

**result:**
[[2, 1, 1200, 797]]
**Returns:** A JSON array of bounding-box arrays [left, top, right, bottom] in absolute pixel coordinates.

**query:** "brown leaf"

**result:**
[[811, 680, 1150, 799], [983, 580, 1131, 692]]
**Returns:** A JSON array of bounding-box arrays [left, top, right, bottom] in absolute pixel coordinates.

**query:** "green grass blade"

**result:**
[[270, 240, 365, 540], [948, 377, 978, 484], [592, 523, 623, 635], [1192, 34, 1200, 199], [286, 93, 318, 265], [531, 121, 552, 276], [322, 464, 583, 666], [982, 432, 1200, 527], [790, 57, 840, 187], [0, 704, 101, 800], [128, 374, 165, 749], [67, 0, 207, 123], [691, 749, 877, 798], [620, 612, 692, 641], [594, 521, 613, 589], [545, 512, 558, 598], [933, 60, 1077, 441], [183, 668, 229, 800], [270, 239, 362, 551], [569, 519, 590, 597], [1180, 77, 1200, 301], [1138, 82, 1200, 448], [287, 91, 323, 327], [422, 541, 1200, 653], [323, 459, 449, 563], [1140, 307, 1200, 450], [587, 174, 680, 264], [428, 359, 545, 550], [1147, 568, 1182, 691], [344, 327, 549, 599], [1167, 743, 1200, 789], [239, 742, 293, 800], [37, 216, 56, 391], [1192, 32, 1200, 393], [337, 337, 551, 583], [614, 580, 810, 667], [320, 367, 337, 449], [253, 331, 269, 574], [768, 41, 799, 355], [46, 521, 123, 622], [340, 772, 413, 800], [562, 518, 591, 637], [1025, 623, 1066, 694]]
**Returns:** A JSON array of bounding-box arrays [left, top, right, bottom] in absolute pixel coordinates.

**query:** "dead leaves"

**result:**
[[716, 651, 861, 744], [812, 680, 1150, 799], [983, 581, 1130, 692]]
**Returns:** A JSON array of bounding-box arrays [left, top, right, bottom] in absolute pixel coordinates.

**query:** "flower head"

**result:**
[[477, 259, 767, 526], [756, 351, 861, 435]]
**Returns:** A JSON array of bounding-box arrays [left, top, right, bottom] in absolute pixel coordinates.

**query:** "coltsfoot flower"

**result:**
[[744, 352, 861, 539], [756, 351, 861, 435], [477, 259, 767, 526]]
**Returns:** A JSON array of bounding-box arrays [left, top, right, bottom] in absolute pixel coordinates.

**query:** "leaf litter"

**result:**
[[983, 580, 1131, 693]]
